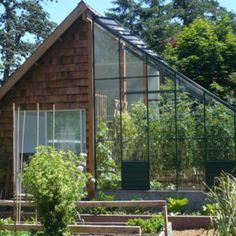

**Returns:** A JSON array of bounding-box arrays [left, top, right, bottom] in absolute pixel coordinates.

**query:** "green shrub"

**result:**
[[206, 172, 236, 235], [23, 146, 89, 236], [127, 215, 164, 233], [167, 196, 189, 214]]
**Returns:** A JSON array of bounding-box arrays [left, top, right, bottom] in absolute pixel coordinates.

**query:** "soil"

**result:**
[[173, 229, 214, 236]]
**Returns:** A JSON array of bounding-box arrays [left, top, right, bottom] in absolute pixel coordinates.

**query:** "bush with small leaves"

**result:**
[[23, 146, 89, 236]]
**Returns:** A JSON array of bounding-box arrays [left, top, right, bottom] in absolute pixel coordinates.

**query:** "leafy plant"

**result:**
[[0, 218, 39, 235], [127, 215, 164, 233], [96, 121, 121, 189], [23, 146, 89, 236], [202, 203, 217, 216], [206, 172, 236, 235], [150, 180, 163, 190], [167, 196, 189, 214], [79, 191, 115, 215]]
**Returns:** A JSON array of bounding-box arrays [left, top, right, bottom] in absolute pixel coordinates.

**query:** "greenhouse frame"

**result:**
[[93, 16, 236, 191]]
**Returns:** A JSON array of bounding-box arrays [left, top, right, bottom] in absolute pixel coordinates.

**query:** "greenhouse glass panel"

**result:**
[[148, 89, 177, 190], [205, 95, 235, 161], [148, 64, 160, 101], [125, 49, 146, 105], [94, 25, 119, 79], [176, 79, 205, 190], [95, 79, 120, 120], [94, 24, 121, 190], [122, 94, 148, 161]]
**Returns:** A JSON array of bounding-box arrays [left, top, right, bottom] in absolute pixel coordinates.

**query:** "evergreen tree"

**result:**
[[173, 0, 226, 25], [0, 0, 57, 83], [140, 0, 181, 53], [106, 0, 180, 53], [106, 0, 142, 35]]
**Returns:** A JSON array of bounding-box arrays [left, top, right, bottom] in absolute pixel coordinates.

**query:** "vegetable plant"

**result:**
[[167, 196, 189, 214], [127, 215, 164, 233]]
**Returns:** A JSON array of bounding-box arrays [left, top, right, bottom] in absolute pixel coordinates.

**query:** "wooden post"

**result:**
[[163, 205, 168, 236], [12, 103, 17, 230], [16, 106, 20, 224], [87, 19, 95, 198], [36, 103, 39, 148], [52, 104, 55, 147], [19, 110, 26, 223]]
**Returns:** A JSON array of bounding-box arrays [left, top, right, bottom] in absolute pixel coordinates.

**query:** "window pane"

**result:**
[[18, 111, 46, 154], [47, 111, 84, 153]]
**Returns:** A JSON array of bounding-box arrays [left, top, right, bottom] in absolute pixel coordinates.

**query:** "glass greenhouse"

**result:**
[[93, 16, 236, 191]]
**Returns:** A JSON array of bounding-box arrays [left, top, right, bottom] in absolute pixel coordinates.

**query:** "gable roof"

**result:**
[[0, 1, 98, 100]]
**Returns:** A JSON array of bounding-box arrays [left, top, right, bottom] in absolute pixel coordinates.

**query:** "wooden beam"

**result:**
[[77, 200, 166, 208], [0, 224, 141, 235], [0, 200, 166, 208], [87, 19, 95, 198]]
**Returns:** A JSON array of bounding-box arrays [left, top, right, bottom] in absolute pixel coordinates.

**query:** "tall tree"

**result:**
[[140, 0, 181, 53], [163, 16, 236, 105], [173, 0, 226, 25], [106, 0, 142, 35], [0, 0, 57, 83], [106, 0, 180, 53]]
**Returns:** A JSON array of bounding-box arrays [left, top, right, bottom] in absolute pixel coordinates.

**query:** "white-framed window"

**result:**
[[15, 109, 86, 194]]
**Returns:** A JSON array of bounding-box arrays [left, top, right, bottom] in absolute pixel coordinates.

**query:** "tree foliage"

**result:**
[[0, 0, 57, 83], [163, 16, 236, 105], [106, 0, 181, 53], [173, 0, 226, 25], [106, 1, 236, 104]]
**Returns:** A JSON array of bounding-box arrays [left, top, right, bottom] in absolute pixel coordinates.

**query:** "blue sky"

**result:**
[[43, 0, 236, 24]]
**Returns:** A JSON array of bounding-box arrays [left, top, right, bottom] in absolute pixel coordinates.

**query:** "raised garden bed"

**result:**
[[0, 200, 173, 235]]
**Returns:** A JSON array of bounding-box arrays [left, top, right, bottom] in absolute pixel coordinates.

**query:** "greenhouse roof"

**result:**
[[94, 16, 235, 112]]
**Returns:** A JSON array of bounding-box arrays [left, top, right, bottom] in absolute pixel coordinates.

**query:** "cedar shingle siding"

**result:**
[[0, 17, 93, 198]]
